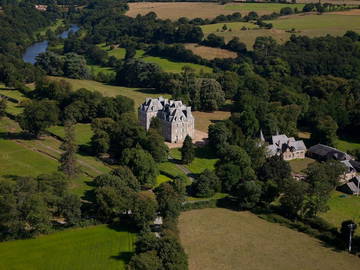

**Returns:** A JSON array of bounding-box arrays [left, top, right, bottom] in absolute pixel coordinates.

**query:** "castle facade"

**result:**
[[139, 97, 195, 143]]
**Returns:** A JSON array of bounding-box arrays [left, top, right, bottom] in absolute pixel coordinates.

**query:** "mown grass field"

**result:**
[[336, 137, 360, 152], [170, 146, 218, 175], [192, 111, 231, 132], [98, 45, 212, 73], [0, 225, 135, 270], [179, 208, 360, 270], [48, 76, 170, 109], [0, 117, 110, 196], [321, 191, 360, 235], [202, 13, 360, 47], [127, 2, 305, 19], [48, 123, 93, 146]]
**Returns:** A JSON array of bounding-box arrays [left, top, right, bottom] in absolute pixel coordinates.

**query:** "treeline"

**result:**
[[0, 172, 81, 241], [0, 3, 61, 84]]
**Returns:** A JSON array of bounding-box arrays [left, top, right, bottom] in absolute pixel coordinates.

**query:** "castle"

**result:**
[[139, 97, 195, 143]]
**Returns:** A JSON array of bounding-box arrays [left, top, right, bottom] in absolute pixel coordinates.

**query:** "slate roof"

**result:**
[[338, 177, 360, 195], [266, 134, 306, 156], [139, 97, 193, 123], [307, 144, 353, 161]]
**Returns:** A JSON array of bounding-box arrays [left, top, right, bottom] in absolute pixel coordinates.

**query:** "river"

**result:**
[[22, 24, 80, 64]]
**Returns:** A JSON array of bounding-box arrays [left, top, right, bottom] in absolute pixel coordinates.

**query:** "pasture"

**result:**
[[179, 208, 360, 270], [98, 45, 212, 73], [48, 123, 93, 146], [127, 2, 305, 19], [288, 157, 316, 173], [48, 76, 170, 109], [0, 117, 110, 196], [0, 225, 135, 270], [201, 13, 360, 48]]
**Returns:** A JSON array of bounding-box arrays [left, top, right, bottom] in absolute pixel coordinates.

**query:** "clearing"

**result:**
[[185, 43, 237, 60], [97, 44, 212, 73], [179, 208, 360, 270], [0, 225, 135, 270], [127, 2, 305, 19]]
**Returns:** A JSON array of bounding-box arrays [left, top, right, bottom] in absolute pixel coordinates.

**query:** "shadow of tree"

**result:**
[[0, 131, 33, 140], [109, 251, 134, 262]]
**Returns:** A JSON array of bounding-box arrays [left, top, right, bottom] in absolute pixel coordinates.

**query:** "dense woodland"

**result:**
[[0, 0, 360, 267]]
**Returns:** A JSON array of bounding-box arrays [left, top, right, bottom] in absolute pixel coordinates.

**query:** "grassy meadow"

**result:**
[[127, 2, 306, 19], [48, 123, 93, 146], [179, 208, 360, 270], [98, 44, 212, 73], [0, 225, 135, 270], [0, 117, 110, 196], [201, 13, 360, 47], [48, 76, 170, 109]]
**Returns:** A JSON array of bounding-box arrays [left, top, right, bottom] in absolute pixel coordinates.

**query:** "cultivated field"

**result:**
[[0, 225, 135, 270], [127, 2, 305, 19], [179, 208, 360, 270], [185, 44, 237, 60], [201, 12, 360, 48]]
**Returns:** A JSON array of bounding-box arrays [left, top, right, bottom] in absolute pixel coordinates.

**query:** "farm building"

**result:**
[[340, 160, 358, 183], [307, 144, 353, 161], [139, 97, 195, 143], [337, 176, 360, 195], [262, 132, 307, 161]]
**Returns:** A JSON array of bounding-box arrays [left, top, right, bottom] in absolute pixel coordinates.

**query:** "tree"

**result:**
[[181, 135, 194, 164], [18, 100, 59, 138], [144, 129, 169, 163], [121, 148, 159, 188], [225, 37, 247, 54], [128, 250, 162, 270], [157, 237, 188, 270], [154, 182, 183, 219], [0, 97, 7, 118], [237, 110, 259, 137], [63, 53, 90, 79], [59, 123, 78, 178], [311, 115, 338, 146], [280, 7, 293, 15], [35, 51, 64, 76], [192, 169, 220, 198], [58, 193, 81, 226], [235, 180, 262, 209], [196, 78, 225, 111], [131, 193, 158, 230], [280, 179, 308, 218], [208, 122, 231, 153], [125, 47, 136, 60], [259, 155, 292, 190], [110, 166, 140, 191]]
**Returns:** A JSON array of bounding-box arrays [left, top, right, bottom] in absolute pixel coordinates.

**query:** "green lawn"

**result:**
[[156, 174, 173, 186], [48, 123, 93, 146], [321, 191, 360, 235], [0, 88, 27, 102], [97, 44, 212, 73], [88, 64, 116, 77], [36, 19, 65, 36], [288, 157, 316, 174], [48, 76, 170, 109], [158, 161, 186, 178], [170, 146, 218, 174], [336, 137, 360, 152], [224, 3, 305, 12], [0, 117, 110, 196], [0, 225, 136, 270]]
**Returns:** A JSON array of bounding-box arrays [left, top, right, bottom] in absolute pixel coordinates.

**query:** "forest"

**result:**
[[0, 0, 359, 269]]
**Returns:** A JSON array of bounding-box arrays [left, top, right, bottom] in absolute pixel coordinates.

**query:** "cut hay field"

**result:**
[[185, 44, 237, 60], [0, 225, 135, 270], [97, 45, 212, 73], [127, 2, 305, 19], [202, 13, 360, 48], [179, 208, 360, 270]]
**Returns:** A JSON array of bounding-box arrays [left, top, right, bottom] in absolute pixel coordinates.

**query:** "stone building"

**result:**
[[139, 97, 195, 143], [262, 131, 307, 161]]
